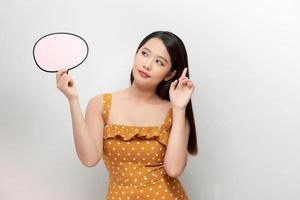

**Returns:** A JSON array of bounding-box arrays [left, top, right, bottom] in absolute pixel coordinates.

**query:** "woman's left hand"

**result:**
[[169, 67, 195, 110]]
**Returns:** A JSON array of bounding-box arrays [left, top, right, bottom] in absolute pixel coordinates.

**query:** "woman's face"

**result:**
[[133, 37, 176, 86]]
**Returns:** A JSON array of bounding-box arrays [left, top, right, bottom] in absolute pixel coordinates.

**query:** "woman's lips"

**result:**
[[138, 70, 151, 78]]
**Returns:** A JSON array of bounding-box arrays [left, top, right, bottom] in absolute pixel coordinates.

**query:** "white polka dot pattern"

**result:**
[[102, 93, 190, 200]]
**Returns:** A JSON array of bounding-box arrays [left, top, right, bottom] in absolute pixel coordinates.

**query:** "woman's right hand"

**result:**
[[56, 68, 79, 102]]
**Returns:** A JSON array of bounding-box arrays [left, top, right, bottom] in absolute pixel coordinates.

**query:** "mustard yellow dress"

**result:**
[[102, 93, 189, 200]]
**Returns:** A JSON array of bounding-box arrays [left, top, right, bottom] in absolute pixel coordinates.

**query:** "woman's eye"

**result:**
[[141, 51, 163, 66], [157, 60, 164, 66]]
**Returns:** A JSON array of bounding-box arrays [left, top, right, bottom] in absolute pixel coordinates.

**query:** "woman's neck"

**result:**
[[125, 82, 161, 104]]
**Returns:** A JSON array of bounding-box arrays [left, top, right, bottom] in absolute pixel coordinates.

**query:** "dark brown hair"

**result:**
[[130, 31, 198, 155]]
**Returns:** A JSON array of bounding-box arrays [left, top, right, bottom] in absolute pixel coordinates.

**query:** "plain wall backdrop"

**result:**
[[1, 0, 299, 199]]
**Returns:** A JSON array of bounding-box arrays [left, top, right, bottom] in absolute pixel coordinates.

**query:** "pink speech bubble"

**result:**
[[33, 32, 89, 73]]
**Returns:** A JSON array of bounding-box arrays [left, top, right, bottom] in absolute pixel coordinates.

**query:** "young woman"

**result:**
[[56, 31, 198, 200]]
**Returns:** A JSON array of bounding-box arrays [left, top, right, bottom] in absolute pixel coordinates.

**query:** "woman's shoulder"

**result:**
[[92, 89, 123, 98], [89, 89, 125, 108], [100, 90, 126, 102], [92, 88, 171, 109]]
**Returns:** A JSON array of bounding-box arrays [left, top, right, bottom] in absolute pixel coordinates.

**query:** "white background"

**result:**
[[1, 0, 299, 199]]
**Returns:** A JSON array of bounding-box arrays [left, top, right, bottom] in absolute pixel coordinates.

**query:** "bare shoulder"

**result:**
[[86, 94, 104, 115], [89, 89, 125, 112]]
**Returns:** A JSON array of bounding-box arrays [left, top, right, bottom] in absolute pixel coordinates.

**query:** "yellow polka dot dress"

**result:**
[[102, 93, 190, 200]]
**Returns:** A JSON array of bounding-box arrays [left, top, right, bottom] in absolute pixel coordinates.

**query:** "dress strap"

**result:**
[[102, 93, 112, 125], [159, 107, 173, 131]]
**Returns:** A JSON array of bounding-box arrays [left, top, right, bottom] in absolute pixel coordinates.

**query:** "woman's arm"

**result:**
[[68, 95, 104, 167], [163, 107, 190, 177]]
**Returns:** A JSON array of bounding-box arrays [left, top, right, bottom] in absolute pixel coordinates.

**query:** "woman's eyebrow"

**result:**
[[142, 47, 169, 64]]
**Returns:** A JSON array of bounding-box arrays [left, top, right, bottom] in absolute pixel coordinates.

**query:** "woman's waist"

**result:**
[[108, 174, 172, 188], [107, 164, 169, 186]]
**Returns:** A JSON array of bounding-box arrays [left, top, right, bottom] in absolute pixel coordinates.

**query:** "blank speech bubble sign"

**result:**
[[33, 32, 89, 73]]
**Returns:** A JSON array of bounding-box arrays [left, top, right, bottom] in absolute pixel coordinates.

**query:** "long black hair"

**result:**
[[130, 31, 198, 155]]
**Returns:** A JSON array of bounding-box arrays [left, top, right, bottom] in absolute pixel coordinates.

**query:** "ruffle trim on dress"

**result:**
[[104, 124, 170, 146]]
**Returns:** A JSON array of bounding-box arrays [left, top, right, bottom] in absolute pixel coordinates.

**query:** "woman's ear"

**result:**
[[164, 70, 177, 81]]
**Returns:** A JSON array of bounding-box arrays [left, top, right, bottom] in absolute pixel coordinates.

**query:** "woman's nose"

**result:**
[[144, 60, 152, 70], [144, 65, 150, 70]]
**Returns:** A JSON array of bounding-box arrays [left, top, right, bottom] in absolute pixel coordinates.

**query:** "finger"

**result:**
[[178, 76, 188, 84], [187, 81, 195, 90], [179, 76, 188, 81], [187, 81, 193, 89], [56, 69, 66, 79], [58, 68, 67, 72], [56, 69, 64, 80], [170, 79, 178, 92], [56, 68, 68, 81], [58, 71, 67, 81], [179, 78, 190, 87], [182, 78, 189, 84], [59, 68, 68, 74], [58, 73, 68, 86], [180, 67, 188, 79]]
